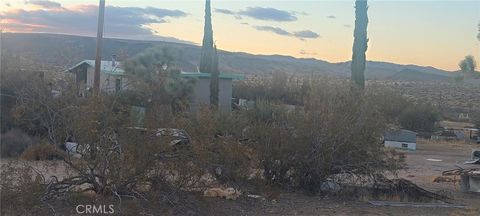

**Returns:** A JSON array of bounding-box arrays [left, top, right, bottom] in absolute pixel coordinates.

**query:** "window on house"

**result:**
[[401, 143, 408, 148]]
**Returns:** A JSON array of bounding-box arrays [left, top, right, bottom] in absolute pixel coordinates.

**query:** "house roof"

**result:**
[[65, 60, 245, 80], [65, 60, 124, 76], [384, 129, 417, 143], [180, 72, 245, 80]]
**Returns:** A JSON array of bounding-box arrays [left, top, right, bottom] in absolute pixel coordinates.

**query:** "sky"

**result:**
[[1, 0, 479, 71]]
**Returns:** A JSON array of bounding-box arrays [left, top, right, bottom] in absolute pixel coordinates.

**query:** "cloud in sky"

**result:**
[[25, 0, 62, 9], [254, 26, 291, 36], [214, 8, 235, 15], [293, 30, 319, 39], [216, 7, 298, 22], [239, 7, 297, 21], [326, 15, 336, 19], [253, 25, 320, 40], [292, 11, 309, 16], [1, 3, 190, 43]]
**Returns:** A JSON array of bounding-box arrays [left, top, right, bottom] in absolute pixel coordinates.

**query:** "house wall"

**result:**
[[84, 67, 129, 93], [78, 66, 233, 111], [189, 77, 232, 112], [384, 140, 416, 150]]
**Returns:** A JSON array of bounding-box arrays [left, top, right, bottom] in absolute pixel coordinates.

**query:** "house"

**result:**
[[65, 59, 126, 95], [383, 129, 417, 150], [66, 60, 244, 112]]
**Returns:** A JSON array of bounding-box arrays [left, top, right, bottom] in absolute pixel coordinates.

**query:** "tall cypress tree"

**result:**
[[210, 45, 219, 108], [351, 0, 368, 88], [200, 0, 214, 73], [199, 0, 220, 108]]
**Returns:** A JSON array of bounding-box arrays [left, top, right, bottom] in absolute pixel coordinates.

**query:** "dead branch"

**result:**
[[373, 178, 451, 203]]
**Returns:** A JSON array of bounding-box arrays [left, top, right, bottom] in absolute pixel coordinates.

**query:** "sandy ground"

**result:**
[[201, 139, 480, 216], [396, 139, 480, 208], [1, 139, 479, 215]]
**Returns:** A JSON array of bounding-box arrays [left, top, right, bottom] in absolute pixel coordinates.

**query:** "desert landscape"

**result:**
[[1, 0, 479, 215]]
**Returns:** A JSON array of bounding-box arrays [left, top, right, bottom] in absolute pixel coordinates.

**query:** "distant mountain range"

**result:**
[[1, 33, 456, 81]]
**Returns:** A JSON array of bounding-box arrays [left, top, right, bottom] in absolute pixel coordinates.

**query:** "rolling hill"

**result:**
[[388, 68, 450, 81], [1, 33, 455, 81]]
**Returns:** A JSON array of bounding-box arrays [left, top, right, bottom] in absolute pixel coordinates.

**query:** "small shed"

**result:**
[[180, 72, 244, 112], [384, 129, 417, 150]]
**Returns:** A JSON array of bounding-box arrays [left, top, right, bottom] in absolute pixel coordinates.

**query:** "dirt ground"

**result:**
[[200, 139, 480, 216], [1, 140, 479, 215], [396, 139, 480, 209]]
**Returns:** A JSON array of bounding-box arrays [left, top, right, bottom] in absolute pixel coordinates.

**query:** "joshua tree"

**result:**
[[351, 0, 369, 88], [199, 0, 220, 108], [123, 46, 194, 113], [459, 55, 477, 74]]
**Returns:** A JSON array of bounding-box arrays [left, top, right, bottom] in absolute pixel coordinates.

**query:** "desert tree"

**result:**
[[351, 0, 369, 88], [123, 46, 194, 113], [199, 0, 220, 108], [124, 46, 181, 85], [210, 45, 220, 108], [398, 103, 440, 132], [7, 71, 76, 147], [459, 55, 477, 74], [199, 0, 214, 73]]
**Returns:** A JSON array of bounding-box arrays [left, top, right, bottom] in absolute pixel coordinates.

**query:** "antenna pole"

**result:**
[[93, 0, 105, 96]]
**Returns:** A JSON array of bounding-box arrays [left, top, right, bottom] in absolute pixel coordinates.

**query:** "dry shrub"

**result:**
[[471, 112, 480, 129], [233, 72, 311, 105], [246, 80, 404, 193], [184, 108, 255, 184], [20, 143, 64, 161], [0, 161, 49, 215], [0, 128, 37, 158]]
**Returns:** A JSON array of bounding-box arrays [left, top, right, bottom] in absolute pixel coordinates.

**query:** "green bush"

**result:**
[[398, 103, 440, 132]]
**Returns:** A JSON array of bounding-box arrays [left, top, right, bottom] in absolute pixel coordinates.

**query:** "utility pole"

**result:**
[[93, 0, 105, 96]]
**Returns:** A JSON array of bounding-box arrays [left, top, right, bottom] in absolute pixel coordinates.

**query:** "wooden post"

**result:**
[[93, 0, 105, 96]]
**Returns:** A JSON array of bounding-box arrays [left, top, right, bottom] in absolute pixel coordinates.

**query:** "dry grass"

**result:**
[[368, 80, 480, 120]]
